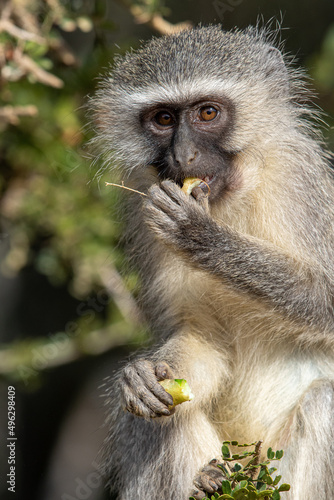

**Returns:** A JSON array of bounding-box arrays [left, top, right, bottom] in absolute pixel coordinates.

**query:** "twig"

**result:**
[[0, 105, 38, 125], [0, 321, 142, 381], [249, 440, 263, 479], [13, 48, 64, 88], [105, 181, 147, 197], [0, 18, 46, 44], [115, 0, 192, 36], [148, 15, 192, 35], [98, 264, 143, 326]]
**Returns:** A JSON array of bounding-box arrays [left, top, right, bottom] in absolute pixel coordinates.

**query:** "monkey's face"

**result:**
[[93, 26, 292, 203], [141, 98, 238, 202]]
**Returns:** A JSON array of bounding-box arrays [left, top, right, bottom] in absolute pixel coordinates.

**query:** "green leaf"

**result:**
[[233, 481, 247, 491], [221, 480, 232, 495], [275, 450, 284, 460], [233, 473, 249, 482], [257, 490, 274, 497], [258, 468, 266, 480], [222, 445, 231, 458], [231, 488, 248, 499], [272, 490, 280, 500], [273, 475, 282, 486], [267, 448, 275, 460], [218, 464, 231, 477], [278, 484, 290, 492], [231, 440, 239, 446], [233, 463, 242, 472]]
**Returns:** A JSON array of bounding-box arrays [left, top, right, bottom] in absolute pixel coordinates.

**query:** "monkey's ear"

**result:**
[[264, 46, 289, 94]]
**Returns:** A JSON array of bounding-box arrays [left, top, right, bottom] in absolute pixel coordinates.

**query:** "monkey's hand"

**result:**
[[145, 180, 215, 254], [191, 459, 226, 499], [119, 359, 176, 418]]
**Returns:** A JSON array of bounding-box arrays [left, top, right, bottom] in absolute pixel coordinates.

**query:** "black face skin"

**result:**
[[141, 98, 237, 203]]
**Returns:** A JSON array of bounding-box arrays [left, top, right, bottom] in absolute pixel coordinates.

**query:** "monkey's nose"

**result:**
[[175, 149, 199, 168], [187, 151, 198, 164]]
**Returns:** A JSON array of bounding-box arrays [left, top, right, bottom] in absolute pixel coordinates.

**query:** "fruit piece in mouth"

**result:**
[[181, 177, 202, 195], [182, 176, 212, 201]]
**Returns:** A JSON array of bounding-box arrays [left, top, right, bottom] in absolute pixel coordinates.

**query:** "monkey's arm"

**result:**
[[145, 181, 334, 330]]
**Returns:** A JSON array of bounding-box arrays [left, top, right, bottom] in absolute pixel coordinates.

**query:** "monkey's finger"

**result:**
[[122, 380, 172, 417], [125, 359, 174, 406], [144, 199, 179, 225], [144, 201, 179, 235], [123, 361, 173, 408], [148, 185, 187, 220], [160, 180, 206, 214], [159, 180, 189, 204], [190, 489, 206, 500], [143, 375, 175, 407], [155, 361, 175, 380], [200, 465, 225, 485], [124, 393, 157, 419], [194, 473, 219, 494]]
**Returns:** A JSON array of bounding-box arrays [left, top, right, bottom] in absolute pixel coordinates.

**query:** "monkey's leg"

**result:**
[[278, 379, 334, 499], [108, 404, 223, 500]]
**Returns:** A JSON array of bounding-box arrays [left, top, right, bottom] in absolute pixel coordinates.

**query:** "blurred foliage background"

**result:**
[[0, 1, 333, 499]]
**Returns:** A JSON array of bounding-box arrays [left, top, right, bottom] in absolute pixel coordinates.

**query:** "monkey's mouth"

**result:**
[[180, 174, 217, 199], [196, 174, 215, 193]]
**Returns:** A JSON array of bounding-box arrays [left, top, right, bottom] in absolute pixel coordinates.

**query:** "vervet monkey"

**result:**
[[90, 25, 334, 500]]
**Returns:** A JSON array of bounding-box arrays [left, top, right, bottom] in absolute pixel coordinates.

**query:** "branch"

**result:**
[[13, 48, 64, 88], [0, 321, 143, 382], [97, 263, 144, 326], [0, 18, 46, 44], [148, 14, 192, 35], [116, 0, 192, 36], [0, 105, 38, 125], [249, 440, 263, 480]]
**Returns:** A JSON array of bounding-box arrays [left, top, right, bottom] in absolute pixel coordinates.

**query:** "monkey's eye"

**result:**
[[154, 111, 174, 127], [199, 106, 218, 121]]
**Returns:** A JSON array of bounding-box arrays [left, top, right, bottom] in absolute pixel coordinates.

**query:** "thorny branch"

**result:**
[[115, 0, 192, 35], [0, 0, 78, 126]]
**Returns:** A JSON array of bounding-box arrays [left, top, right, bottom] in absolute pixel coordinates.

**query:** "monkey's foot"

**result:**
[[191, 459, 227, 499]]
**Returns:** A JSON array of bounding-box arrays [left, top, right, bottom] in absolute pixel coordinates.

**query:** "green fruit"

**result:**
[[159, 379, 194, 407]]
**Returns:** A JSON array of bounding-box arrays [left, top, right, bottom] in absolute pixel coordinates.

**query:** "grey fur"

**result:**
[[89, 25, 334, 499]]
